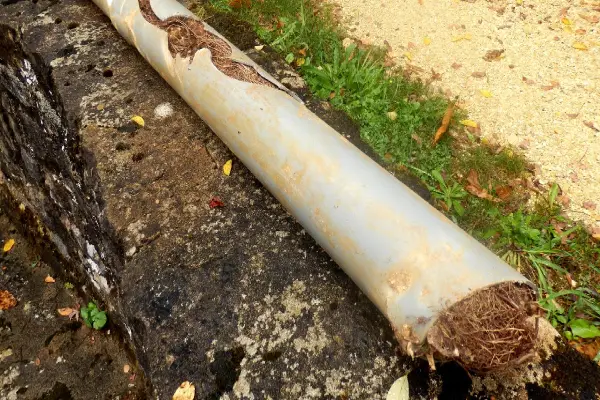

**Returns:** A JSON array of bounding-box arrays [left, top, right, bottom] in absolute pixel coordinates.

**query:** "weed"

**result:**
[[80, 301, 107, 330], [428, 170, 466, 219]]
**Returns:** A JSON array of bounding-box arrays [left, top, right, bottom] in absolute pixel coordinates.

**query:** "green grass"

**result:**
[[205, 0, 600, 343]]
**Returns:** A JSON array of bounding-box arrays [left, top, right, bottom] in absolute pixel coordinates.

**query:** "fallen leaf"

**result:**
[[569, 171, 579, 182], [583, 201, 597, 210], [130, 115, 145, 127], [522, 76, 536, 85], [3, 238, 15, 253], [404, 52, 413, 61], [423, 37, 432, 46], [96, 104, 104, 111], [579, 13, 600, 24], [451, 62, 462, 69], [229, 0, 250, 8], [566, 273, 578, 288], [562, 17, 573, 25], [208, 197, 225, 209], [44, 275, 55, 283], [298, 48, 307, 57], [566, 112, 579, 119], [254, 45, 264, 51], [541, 81, 560, 91], [572, 338, 600, 361], [466, 170, 498, 202], [452, 33, 472, 42], [0, 290, 17, 310], [480, 89, 493, 98], [387, 111, 398, 121], [173, 381, 195, 400], [519, 139, 530, 149], [460, 119, 479, 128], [433, 102, 454, 145], [558, 194, 570, 207], [129, 373, 136, 382], [471, 71, 486, 78], [430, 69, 442, 81], [386, 375, 409, 400], [583, 121, 599, 132], [483, 49, 505, 61], [123, 364, 131, 373], [57, 307, 75, 316], [576, 28, 587, 34], [222, 159, 232, 176], [495, 185, 513, 200], [35, 358, 41, 366], [573, 42, 589, 50]]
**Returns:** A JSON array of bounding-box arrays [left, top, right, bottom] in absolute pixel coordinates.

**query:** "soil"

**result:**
[[0, 210, 145, 400], [334, 0, 600, 232]]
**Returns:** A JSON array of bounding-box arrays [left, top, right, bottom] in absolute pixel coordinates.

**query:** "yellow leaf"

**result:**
[[44, 275, 55, 283], [403, 52, 413, 61], [480, 89, 493, 98], [18, 203, 25, 212], [296, 58, 305, 66], [223, 160, 232, 176], [423, 37, 432, 46], [130, 115, 145, 127], [57, 307, 74, 316], [387, 111, 398, 121], [3, 239, 15, 253], [460, 119, 479, 128], [173, 381, 195, 400], [451, 33, 472, 42], [516, 0, 523, 4], [561, 17, 572, 25], [123, 364, 131, 373], [573, 42, 588, 50]]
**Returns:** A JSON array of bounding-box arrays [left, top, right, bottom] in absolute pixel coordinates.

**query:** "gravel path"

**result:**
[[335, 0, 600, 230]]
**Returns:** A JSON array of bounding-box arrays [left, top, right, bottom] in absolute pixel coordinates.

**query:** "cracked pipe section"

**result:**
[[92, 0, 537, 369]]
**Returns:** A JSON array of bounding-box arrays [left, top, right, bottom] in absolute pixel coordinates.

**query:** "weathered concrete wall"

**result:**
[[0, 23, 122, 311]]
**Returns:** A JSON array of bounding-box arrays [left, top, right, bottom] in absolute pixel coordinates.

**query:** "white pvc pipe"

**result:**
[[92, 0, 532, 355]]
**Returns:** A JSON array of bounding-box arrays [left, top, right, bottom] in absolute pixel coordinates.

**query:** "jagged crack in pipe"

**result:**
[[92, 0, 538, 370]]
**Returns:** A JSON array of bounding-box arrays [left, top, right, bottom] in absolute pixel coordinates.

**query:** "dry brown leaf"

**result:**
[[411, 134, 423, 145], [433, 102, 454, 145], [35, 358, 41, 366], [57, 307, 75, 316], [44, 275, 55, 283], [522, 76, 536, 85], [229, 0, 251, 8], [430, 69, 442, 81], [583, 121, 600, 132], [173, 381, 195, 400], [541, 81, 560, 91], [558, 194, 570, 207], [466, 170, 499, 202], [579, 13, 600, 24], [566, 113, 579, 119], [451, 62, 462, 69], [583, 201, 597, 210], [483, 49, 505, 61], [495, 185, 513, 200], [471, 71, 486, 78], [0, 290, 17, 310]]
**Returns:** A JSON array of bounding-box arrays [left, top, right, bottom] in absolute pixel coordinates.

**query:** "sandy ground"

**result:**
[[334, 0, 600, 230]]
